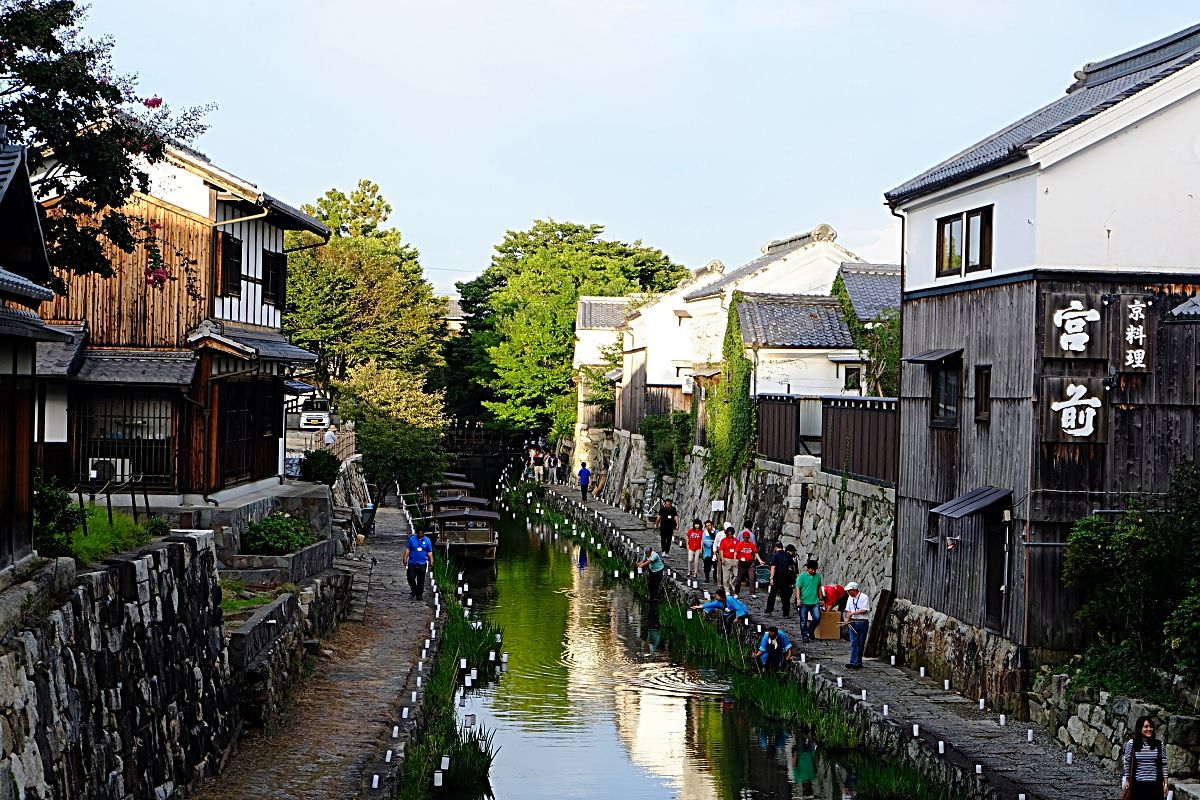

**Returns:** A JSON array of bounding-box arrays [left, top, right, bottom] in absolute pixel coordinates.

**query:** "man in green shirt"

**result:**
[[793, 560, 823, 643]]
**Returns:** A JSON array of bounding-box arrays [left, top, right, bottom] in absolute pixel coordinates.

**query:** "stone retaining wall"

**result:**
[[228, 567, 353, 733], [884, 598, 1026, 716], [0, 531, 239, 799], [792, 468, 894, 595], [189, 487, 334, 560], [1028, 673, 1200, 780], [221, 538, 337, 587]]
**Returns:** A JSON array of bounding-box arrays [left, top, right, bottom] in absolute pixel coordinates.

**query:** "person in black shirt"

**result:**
[[653, 498, 678, 554], [764, 541, 797, 617]]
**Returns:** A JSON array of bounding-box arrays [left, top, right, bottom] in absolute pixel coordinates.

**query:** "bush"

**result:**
[[144, 516, 172, 538], [638, 414, 676, 474], [299, 449, 342, 485], [33, 472, 84, 560], [1165, 582, 1200, 681], [242, 513, 315, 556]]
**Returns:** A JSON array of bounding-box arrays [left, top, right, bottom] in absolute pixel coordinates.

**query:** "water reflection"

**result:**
[[458, 514, 881, 799]]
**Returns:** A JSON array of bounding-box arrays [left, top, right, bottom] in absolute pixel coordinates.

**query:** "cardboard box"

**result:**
[[814, 610, 843, 640]]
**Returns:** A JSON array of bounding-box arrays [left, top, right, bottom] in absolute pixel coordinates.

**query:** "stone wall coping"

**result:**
[[753, 458, 794, 477], [0, 557, 77, 635], [813, 468, 896, 500], [228, 592, 299, 670]]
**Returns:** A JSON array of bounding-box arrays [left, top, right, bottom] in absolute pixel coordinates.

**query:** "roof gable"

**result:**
[[838, 263, 900, 322], [576, 295, 632, 330], [886, 23, 1200, 205], [684, 224, 844, 301], [736, 293, 854, 350]]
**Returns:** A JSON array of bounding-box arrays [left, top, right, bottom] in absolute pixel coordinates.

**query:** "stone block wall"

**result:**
[[1028, 673, 1200, 780], [0, 532, 239, 799], [221, 539, 337, 587], [791, 469, 894, 595], [884, 599, 1026, 716], [188, 486, 333, 559]]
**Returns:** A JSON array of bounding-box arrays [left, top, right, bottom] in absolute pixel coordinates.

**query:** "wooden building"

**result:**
[[886, 23, 1200, 688], [36, 145, 329, 498], [0, 133, 70, 570]]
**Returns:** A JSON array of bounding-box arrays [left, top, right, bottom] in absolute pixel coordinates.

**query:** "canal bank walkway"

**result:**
[[544, 486, 1120, 800], [195, 501, 432, 800]]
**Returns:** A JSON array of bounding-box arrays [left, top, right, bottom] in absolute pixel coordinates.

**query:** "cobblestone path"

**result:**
[[546, 486, 1120, 800], [196, 505, 431, 800]]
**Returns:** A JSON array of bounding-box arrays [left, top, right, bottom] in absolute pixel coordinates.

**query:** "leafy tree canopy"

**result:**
[[1, 0, 211, 286], [302, 179, 395, 240]]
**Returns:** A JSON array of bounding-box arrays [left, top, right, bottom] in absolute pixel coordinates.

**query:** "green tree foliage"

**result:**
[[704, 292, 755, 488], [1064, 461, 1200, 683], [242, 513, 314, 556], [450, 219, 685, 431], [638, 410, 695, 476], [1, 0, 211, 286], [578, 333, 622, 411], [832, 274, 900, 397], [284, 183, 445, 383], [32, 471, 83, 559]]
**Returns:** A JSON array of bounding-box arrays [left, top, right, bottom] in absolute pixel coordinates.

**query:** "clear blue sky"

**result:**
[[90, 1, 1200, 296]]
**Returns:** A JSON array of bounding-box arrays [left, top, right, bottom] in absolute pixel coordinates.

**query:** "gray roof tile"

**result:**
[[0, 305, 70, 342], [222, 328, 317, 362], [0, 266, 53, 305], [886, 23, 1200, 205], [838, 263, 900, 322], [1170, 296, 1200, 317], [737, 294, 855, 349], [576, 296, 632, 330], [74, 350, 197, 385], [35, 324, 87, 376], [684, 224, 840, 301]]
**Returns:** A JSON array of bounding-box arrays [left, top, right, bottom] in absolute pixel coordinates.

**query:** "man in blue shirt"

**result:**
[[578, 462, 591, 502], [692, 587, 748, 619], [754, 626, 793, 671], [637, 546, 666, 600], [404, 529, 434, 601]]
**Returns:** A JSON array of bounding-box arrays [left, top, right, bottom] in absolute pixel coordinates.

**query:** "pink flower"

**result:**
[[143, 96, 163, 109]]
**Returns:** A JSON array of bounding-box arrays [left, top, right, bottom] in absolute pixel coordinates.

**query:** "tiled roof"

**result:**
[[0, 305, 70, 342], [222, 328, 318, 362], [0, 144, 25, 205], [838, 263, 900, 322], [886, 23, 1200, 205], [36, 324, 87, 376], [0, 265, 53, 305], [1170, 296, 1200, 317], [576, 296, 632, 330], [684, 224, 839, 301], [736, 294, 855, 349], [74, 350, 197, 385]]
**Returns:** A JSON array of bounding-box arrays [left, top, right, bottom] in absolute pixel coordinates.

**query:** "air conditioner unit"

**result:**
[[88, 458, 132, 484]]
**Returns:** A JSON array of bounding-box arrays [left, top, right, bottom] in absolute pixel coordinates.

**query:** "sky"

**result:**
[[88, 1, 1200, 296]]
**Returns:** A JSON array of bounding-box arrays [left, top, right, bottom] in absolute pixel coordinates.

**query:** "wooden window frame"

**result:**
[[974, 364, 992, 423], [930, 361, 960, 428], [935, 205, 993, 278], [262, 249, 286, 306], [843, 366, 862, 392], [219, 232, 243, 297]]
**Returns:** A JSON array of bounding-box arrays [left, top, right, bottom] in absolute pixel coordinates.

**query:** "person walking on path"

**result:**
[[403, 529, 434, 600], [637, 546, 666, 600], [794, 560, 823, 641], [717, 525, 738, 592], [701, 521, 716, 582], [753, 626, 794, 671], [545, 452, 559, 484], [578, 462, 591, 502], [1122, 716, 1169, 799], [532, 450, 545, 482], [322, 424, 338, 449], [733, 531, 763, 600], [653, 498, 679, 555], [844, 582, 870, 668], [764, 541, 797, 617], [692, 586, 748, 620], [685, 518, 704, 578]]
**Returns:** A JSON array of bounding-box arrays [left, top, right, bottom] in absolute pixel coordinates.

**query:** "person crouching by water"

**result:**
[[404, 529, 434, 601], [637, 546, 666, 600], [844, 582, 870, 669], [692, 587, 748, 622], [1122, 716, 1168, 799], [753, 625, 793, 671]]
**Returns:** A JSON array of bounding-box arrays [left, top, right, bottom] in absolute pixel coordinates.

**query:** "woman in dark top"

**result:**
[[1122, 715, 1168, 799]]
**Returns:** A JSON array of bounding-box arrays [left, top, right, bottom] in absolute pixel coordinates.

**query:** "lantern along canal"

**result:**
[[449, 504, 958, 800]]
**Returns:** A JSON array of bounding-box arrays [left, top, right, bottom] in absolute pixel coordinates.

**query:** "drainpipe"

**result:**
[[887, 203, 905, 599], [284, 239, 325, 254], [212, 208, 269, 229]]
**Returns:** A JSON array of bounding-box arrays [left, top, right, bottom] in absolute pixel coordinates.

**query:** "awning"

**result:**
[[903, 348, 963, 364], [692, 367, 722, 378], [602, 368, 623, 381], [283, 378, 317, 394], [74, 350, 197, 385], [0, 306, 71, 342], [432, 496, 491, 507], [443, 471, 468, 479], [931, 486, 1012, 519], [432, 509, 500, 522], [188, 320, 317, 364]]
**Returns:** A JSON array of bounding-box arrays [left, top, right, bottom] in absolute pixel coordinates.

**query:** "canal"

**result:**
[[453, 506, 920, 800]]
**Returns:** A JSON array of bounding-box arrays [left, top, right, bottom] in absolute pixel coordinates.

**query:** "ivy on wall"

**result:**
[[704, 291, 756, 488], [832, 274, 900, 397], [639, 409, 696, 476]]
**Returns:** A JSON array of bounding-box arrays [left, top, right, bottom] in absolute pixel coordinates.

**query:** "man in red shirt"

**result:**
[[718, 529, 739, 593], [685, 518, 704, 578], [733, 531, 763, 600], [822, 583, 849, 612]]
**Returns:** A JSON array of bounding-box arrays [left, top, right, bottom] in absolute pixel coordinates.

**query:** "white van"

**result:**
[[299, 398, 332, 430]]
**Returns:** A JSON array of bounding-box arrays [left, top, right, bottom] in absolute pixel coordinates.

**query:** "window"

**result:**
[[936, 205, 993, 277], [930, 362, 959, 427], [219, 232, 243, 297], [975, 365, 992, 423], [262, 249, 287, 306], [844, 366, 862, 392], [925, 511, 940, 545]]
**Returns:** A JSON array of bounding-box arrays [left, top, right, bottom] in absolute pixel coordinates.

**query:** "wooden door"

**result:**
[[984, 514, 1006, 631]]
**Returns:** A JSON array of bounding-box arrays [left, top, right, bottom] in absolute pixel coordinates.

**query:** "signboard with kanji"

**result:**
[[1044, 294, 1104, 359], [1114, 294, 1156, 373], [1042, 377, 1107, 443]]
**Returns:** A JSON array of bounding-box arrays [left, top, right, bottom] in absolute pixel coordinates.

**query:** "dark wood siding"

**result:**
[[0, 363, 35, 568], [820, 396, 898, 484]]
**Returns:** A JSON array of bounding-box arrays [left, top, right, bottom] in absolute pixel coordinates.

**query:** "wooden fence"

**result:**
[[616, 384, 689, 432], [820, 396, 898, 486], [293, 430, 358, 461], [755, 395, 823, 463], [578, 403, 613, 429]]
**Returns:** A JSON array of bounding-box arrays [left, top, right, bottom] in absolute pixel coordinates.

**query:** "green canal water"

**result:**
[[454, 509, 913, 800]]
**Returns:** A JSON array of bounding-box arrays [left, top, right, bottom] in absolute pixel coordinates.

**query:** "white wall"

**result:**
[[142, 158, 210, 218], [1035, 86, 1200, 272], [901, 168, 1038, 293], [574, 328, 619, 369], [213, 201, 286, 329], [628, 303, 692, 385], [36, 385, 69, 443], [752, 349, 860, 396]]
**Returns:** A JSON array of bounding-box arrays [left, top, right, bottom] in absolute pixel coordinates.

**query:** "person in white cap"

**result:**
[[844, 582, 870, 668]]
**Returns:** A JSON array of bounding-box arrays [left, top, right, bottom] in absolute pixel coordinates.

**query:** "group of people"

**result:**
[[526, 447, 565, 484]]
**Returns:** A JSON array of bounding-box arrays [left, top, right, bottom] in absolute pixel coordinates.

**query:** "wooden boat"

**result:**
[[428, 479, 476, 498], [431, 495, 491, 513], [433, 508, 500, 561], [442, 471, 469, 481]]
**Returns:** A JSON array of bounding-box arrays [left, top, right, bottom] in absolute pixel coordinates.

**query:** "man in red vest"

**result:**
[[733, 531, 762, 600]]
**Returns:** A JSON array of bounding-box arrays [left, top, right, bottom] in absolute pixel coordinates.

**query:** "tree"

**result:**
[[284, 183, 445, 383], [446, 219, 686, 431], [1, 0, 211, 286]]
